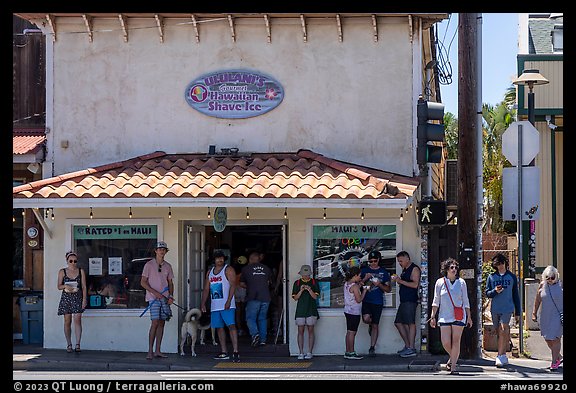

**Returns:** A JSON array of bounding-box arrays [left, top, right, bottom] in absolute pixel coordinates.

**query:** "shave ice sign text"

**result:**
[[185, 69, 284, 119]]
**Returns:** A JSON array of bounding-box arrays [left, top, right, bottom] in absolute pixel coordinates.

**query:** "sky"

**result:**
[[436, 13, 519, 116]]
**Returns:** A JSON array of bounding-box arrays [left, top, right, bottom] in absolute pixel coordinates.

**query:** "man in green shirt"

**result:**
[[292, 265, 319, 360]]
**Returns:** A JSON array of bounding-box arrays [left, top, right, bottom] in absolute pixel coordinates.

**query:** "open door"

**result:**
[[184, 225, 205, 310]]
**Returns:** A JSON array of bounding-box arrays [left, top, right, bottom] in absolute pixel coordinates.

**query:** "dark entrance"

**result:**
[[190, 224, 288, 356], [426, 224, 457, 355]]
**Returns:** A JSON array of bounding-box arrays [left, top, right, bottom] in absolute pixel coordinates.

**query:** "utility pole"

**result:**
[[457, 13, 480, 359]]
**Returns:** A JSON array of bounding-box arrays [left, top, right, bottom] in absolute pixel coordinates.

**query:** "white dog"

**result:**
[[179, 308, 217, 356]]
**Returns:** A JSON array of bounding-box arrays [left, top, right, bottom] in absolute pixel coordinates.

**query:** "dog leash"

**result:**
[[139, 286, 169, 317]]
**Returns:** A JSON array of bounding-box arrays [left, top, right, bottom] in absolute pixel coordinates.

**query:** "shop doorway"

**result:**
[[181, 223, 287, 353]]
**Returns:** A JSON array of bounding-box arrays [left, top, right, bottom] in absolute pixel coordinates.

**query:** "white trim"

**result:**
[[82, 309, 146, 317], [13, 197, 412, 209]]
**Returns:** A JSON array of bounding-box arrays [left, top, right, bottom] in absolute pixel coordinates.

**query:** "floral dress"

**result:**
[[57, 268, 84, 315]]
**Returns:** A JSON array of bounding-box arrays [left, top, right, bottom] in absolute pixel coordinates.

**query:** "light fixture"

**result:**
[[207, 207, 211, 219], [13, 215, 15, 223], [51, 208, 55, 220], [27, 162, 40, 174], [399, 209, 404, 221], [90, 207, 93, 219], [246, 207, 250, 219], [513, 69, 549, 125], [323, 208, 327, 220], [129, 207, 133, 219], [45, 208, 49, 219], [284, 207, 287, 219], [361, 208, 365, 220], [168, 207, 172, 219]]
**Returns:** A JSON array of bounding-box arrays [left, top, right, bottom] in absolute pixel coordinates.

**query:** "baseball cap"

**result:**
[[155, 241, 169, 251], [299, 265, 312, 276], [368, 250, 381, 260]]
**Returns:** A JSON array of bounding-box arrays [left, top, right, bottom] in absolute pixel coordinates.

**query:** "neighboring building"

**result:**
[[13, 13, 448, 355], [13, 15, 46, 342], [517, 13, 563, 279]]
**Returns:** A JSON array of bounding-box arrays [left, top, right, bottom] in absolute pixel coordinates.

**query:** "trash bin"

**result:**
[[18, 291, 43, 344]]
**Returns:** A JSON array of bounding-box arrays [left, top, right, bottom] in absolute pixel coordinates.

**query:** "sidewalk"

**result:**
[[13, 329, 558, 374]]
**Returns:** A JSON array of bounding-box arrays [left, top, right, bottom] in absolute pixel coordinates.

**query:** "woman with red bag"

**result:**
[[430, 258, 473, 374]]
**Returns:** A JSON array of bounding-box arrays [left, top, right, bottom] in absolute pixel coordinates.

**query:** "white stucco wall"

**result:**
[[42, 206, 421, 355], [36, 16, 417, 177]]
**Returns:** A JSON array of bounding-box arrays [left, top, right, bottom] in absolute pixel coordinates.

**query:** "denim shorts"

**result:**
[[492, 312, 513, 327], [439, 321, 466, 327]]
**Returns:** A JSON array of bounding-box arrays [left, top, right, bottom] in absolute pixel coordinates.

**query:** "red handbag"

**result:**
[[444, 278, 464, 320]]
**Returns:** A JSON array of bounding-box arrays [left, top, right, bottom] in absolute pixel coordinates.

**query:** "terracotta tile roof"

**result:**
[[13, 149, 419, 202], [13, 128, 46, 155]]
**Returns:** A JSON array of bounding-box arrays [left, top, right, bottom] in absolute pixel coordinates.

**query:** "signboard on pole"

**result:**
[[502, 121, 540, 166], [502, 167, 540, 221]]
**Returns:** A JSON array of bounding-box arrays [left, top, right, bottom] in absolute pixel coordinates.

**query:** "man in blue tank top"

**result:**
[[392, 251, 421, 358]]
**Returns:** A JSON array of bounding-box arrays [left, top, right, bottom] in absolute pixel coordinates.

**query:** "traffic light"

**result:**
[[417, 97, 445, 165], [417, 199, 447, 226]]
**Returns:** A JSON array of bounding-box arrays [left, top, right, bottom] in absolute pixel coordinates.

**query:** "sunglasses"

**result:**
[[68, 259, 78, 263], [158, 265, 162, 273], [546, 276, 555, 281], [369, 259, 379, 263], [449, 266, 458, 270]]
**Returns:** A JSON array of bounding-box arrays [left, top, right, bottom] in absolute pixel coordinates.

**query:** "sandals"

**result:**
[[75, 344, 81, 353], [66, 344, 73, 353]]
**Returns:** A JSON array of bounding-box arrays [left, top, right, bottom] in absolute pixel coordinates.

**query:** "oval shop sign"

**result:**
[[184, 69, 284, 119]]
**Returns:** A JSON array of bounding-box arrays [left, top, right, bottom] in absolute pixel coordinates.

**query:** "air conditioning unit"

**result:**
[[445, 159, 458, 210]]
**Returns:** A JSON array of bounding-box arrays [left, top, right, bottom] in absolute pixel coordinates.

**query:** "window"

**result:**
[[72, 224, 159, 309], [312, 224, 398, 309]]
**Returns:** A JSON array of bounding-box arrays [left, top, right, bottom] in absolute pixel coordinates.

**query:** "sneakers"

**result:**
[[232, 352, 240, 363], [344, 352, 364, 360], [259, 342, 267, 346], [399, 348, 417, 358], [397, 346, 408, 354], [214, 352, 229, 360], [304, 352, 313, 360], [495, 354, 508, 368], [368, 346, 376, 357], [297, 353, 305, 360], [550, 359, 561, 371], [251, 334, 260, 347]]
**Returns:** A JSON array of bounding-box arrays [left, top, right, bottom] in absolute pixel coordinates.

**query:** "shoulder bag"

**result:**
[[444, 277, 464, 320], [548, 283, 563, 326]]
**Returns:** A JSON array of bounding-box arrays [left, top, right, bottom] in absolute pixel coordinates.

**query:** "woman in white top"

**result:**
[[430, 258, 473, 374]]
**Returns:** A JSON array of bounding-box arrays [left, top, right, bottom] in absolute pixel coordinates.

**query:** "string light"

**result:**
[[284, 207, 287, 219], [90, 207, 93, 219], [207, 207, 211, 219], [13, 215, 16, 223], [246, 207, 250, 220], [323, 208, 326, 219], [168, 206, 172, 219], [45, 208, 49, 219], [361, 208, 365, 220], [399, 209, 404, 222], [51, 208, 55, 220], [129, 207, 133, 218]]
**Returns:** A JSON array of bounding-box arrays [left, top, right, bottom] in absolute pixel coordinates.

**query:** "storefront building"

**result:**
[[13, 12, 447, 355]]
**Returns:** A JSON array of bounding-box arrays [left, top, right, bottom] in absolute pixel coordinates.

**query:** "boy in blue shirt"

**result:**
[[485, 253, 521, 368]]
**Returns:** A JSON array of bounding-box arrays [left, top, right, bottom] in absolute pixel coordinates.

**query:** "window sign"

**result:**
[[312, 224, 398, 309], [73, 224, 158, 310], [184, 69, 284, 119]]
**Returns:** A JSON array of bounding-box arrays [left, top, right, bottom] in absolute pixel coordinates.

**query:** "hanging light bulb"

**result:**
[[246, 207, 250, 219], [361, 208, 365, 220], [129, 207, 133, 219], [45, 208, 49, 219], [51, 208, 55, 220], [208, 207, 211, 219], [168, 206, 172, 219], [284, 207, 287, 219], [323, 208, 327, 219], [90, 207, 93, 219], [13, 215, 16, 223], [399, 209, 404, 222]]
